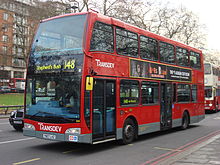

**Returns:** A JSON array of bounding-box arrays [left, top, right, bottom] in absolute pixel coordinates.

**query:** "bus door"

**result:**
[[92, 79, 116, 141], [160, 82, 172, 130]]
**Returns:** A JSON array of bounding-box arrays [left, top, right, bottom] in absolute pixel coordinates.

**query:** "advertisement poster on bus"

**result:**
[[130, 59, 191, 82]]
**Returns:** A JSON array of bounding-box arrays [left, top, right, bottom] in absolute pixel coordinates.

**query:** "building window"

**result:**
[[120, 80, 139, 105], [2, 35, 8, 42], [2, 24, 8, 32], [3, 13, 9, 21], [2, 46, 7, 54], [90, 21, 114, 52], [17, 47, 23, 56], [12, 58, 26, 67]]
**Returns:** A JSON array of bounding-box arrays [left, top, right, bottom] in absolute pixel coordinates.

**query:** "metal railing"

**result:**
[[0, 105, 24, 115]]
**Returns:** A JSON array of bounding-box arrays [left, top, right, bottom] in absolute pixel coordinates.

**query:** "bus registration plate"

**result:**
[[43, 134, 56, 140]]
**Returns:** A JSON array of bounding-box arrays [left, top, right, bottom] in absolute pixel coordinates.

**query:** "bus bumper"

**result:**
[[23, 129, 92, 144]]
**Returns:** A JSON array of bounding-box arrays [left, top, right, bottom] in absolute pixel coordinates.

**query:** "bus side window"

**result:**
[[116, 27, 138, 57], [90, 21, 114, 53], [177, 84, 190, 102], [190, 51, 201, 69], [120, 80, 139, 105]]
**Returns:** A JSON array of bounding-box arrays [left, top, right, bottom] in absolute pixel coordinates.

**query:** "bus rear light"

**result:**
[[65, 128, 81, 134], [24, 123, 35, 130]]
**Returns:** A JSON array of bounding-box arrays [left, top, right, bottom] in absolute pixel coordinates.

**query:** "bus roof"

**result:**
[[42, 11, 202, 53]]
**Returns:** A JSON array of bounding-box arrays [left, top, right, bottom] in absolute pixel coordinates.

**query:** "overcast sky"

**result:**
[[167, 0, 220, 51]]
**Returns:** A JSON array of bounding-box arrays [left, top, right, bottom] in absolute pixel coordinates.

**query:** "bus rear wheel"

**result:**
[[122, 119, 135, 144], [181, 112, 189, 130]]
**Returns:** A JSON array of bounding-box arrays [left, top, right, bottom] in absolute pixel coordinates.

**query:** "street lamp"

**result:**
[[66, 1, 79, 13]]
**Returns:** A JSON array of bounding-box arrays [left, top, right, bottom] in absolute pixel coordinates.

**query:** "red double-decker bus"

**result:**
[[204, 63, 220, 112], [23, 11, 205, 144]]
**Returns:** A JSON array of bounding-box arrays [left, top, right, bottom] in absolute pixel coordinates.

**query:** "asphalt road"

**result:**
[[0, 112, 220, 165]]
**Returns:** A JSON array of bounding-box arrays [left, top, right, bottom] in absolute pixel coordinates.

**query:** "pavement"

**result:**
[[170, 135, 220, 165], [150, 131, 220, 165], [170, 134, 220, 165]]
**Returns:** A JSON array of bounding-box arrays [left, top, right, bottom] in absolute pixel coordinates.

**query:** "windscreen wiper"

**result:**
[[31, 111, 55, 117]]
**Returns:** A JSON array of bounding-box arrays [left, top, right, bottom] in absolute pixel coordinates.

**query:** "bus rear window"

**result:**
[[204, 63, 211, 74]]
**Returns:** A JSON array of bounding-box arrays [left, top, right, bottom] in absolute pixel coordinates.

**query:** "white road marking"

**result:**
[[214, 117, 220, 120], [0, 122, 9, 125], [0, 137, 35, 145], [154, 147, 182, 152], [13, 158, 40, 165]]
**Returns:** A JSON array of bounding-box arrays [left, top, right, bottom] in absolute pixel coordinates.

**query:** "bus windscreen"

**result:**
[[28, 14, 86, 74]]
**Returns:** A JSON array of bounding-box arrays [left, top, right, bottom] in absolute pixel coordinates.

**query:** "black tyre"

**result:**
[[181, 112, 189, 130], [122, 119, 136, 144], [13, 126, 23, 131]]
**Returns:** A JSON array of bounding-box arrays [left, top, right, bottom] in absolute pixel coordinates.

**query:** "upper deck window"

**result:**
[[204, 63, 211, 74], [116, 27, 138, 57], [140, 36, 158, 61], [159, 42, 175, 64], [31, 14, 86, 57], [190, 51, 201, 69], [176, 47, 189, 67], [90, 22, 114, 52]]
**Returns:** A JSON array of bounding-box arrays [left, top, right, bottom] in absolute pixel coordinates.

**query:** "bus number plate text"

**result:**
[[43, 134, 56, 140]]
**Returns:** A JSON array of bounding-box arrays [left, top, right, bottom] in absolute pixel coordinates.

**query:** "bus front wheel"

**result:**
[[122, 119, 136, 144]]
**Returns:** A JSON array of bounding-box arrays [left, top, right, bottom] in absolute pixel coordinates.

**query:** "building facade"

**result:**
[[0, 0, 36, 86]]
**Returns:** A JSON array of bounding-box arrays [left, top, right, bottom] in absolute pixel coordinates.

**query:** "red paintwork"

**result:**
[[24, 119, 81, 134], [25, 11, 205, 136]]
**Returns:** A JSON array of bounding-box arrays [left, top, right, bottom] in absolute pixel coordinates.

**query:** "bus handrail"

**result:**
[[0, 105, 24, 115]]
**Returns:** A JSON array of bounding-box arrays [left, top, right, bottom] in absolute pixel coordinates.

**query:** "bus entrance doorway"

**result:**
[[92, 79, 116, 142], [160, 82, 173, 130]]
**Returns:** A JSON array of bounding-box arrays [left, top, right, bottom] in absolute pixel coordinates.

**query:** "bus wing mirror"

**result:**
[[86, 77, 94, 91]]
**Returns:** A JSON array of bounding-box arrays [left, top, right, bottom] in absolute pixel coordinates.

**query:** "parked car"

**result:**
[[9, 109, 24, 131], [0, 86, 11, 93]]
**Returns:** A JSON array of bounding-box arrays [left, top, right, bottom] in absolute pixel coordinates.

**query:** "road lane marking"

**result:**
[[214, 117, 220, 120], [0, 137, 35, 145], [13, 158, 40, 165], [154, 147, 182, 152], [0, 122, 9, 125]]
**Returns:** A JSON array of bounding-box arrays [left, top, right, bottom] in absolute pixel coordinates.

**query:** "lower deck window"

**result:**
[[141, 81, 159, 104], [120, 80, 139, 105], [177, 84, 190, 102]]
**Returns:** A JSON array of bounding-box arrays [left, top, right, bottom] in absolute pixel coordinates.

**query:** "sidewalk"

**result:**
[[172, 135, 220, 165], [158, 133, 220, 165]]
